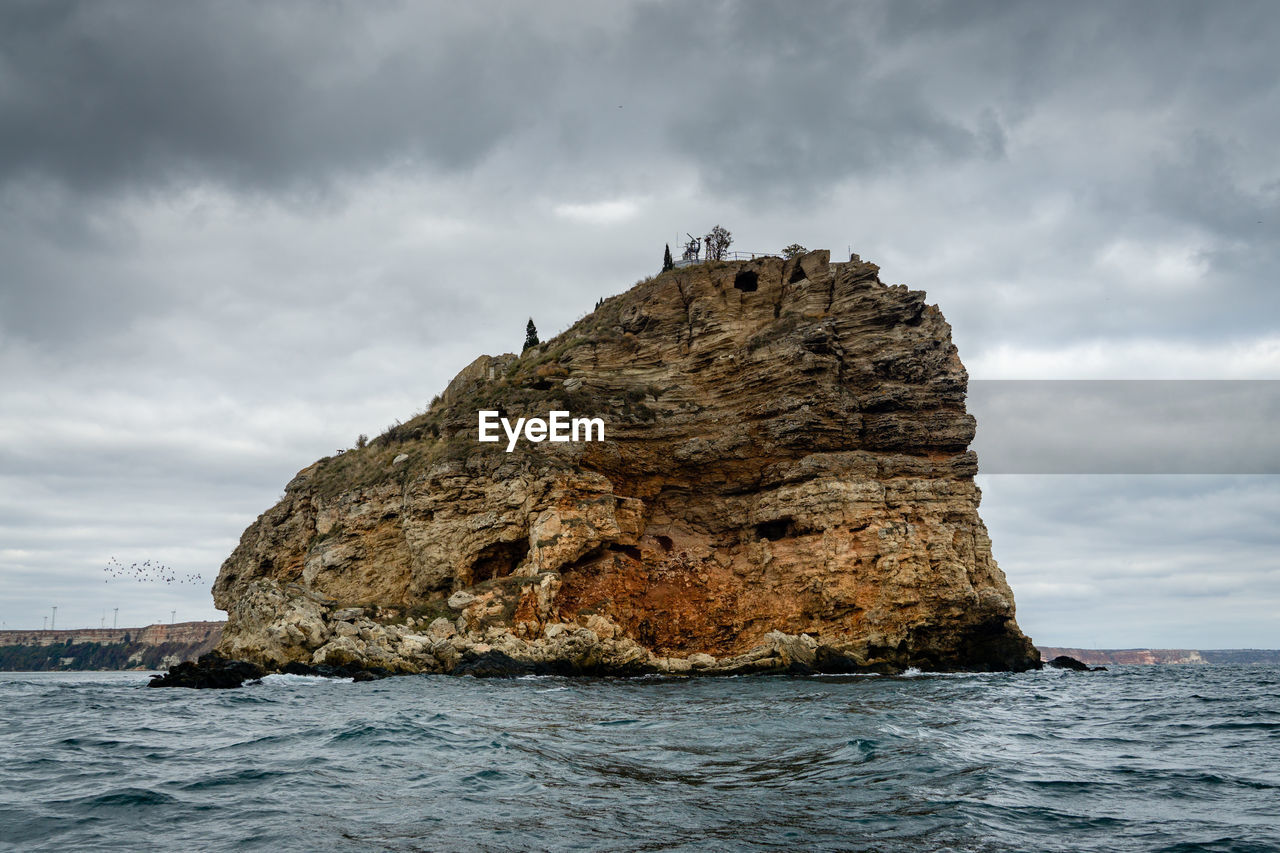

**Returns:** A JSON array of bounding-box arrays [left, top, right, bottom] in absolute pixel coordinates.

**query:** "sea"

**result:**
[[1, 665, 1277, 852]]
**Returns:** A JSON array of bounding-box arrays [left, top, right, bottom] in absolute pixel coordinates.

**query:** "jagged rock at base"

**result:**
[[211, 250, 1040, 678], [147, 651, 393, 688], [277, 660, 392, 681], [148, 652, 265, 689]]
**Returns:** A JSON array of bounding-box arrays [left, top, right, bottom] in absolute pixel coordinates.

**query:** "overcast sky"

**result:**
[[1, 1, 1276, 647]]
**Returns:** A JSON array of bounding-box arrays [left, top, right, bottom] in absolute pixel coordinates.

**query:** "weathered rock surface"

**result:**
[[212, 250, 1039, 676]]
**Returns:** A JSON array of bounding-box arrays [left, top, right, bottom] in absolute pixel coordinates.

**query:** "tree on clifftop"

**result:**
[[523, 318, 540, 351], [663, 243, 674, 271], [782, 243, 807, 259], [705, 225, 732, 261]]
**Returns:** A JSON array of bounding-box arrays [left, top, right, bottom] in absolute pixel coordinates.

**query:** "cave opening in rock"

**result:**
[[733, 270, 759, 292], [788, 263, 807, 283], [755, 519, 796, 541], [469, 540, 525, 584]]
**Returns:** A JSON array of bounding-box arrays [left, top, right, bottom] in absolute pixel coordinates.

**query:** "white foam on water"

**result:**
[[259, 673, 354, 685]]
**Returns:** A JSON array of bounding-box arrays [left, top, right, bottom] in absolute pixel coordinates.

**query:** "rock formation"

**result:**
[[211, 250, 1039, 676]]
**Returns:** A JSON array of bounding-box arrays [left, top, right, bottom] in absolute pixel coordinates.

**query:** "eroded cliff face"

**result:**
[[212, 251, 1038, 675]]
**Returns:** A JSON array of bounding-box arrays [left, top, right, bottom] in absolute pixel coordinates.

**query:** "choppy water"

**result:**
[[1, 666, 1277, 852]]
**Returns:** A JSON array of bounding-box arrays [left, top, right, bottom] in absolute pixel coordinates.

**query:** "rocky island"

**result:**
[[207, 250, 1039, 679]]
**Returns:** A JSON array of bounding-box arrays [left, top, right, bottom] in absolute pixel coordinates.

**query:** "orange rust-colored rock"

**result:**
[[212, 250, 1039, 675]]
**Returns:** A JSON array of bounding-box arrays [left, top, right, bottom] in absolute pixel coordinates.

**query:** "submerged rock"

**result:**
[[278, 661, 392, 682], [148, 652, 265, 689], [211, 250, 1041, 677], [148, 652, 393, 688], [1046, 655, 1107, 672]]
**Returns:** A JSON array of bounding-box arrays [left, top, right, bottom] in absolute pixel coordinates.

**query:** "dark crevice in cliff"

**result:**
[[755, 519, 795, 541], [674, 276, 695, 346], [469, 541, 525, 584]]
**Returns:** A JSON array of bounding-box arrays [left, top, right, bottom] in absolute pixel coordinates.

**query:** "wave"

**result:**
[[2, 664, 1278, 852], [259, 673, 355, 685]]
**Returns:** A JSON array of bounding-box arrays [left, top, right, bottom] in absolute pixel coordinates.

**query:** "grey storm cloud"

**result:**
[[3, 1, 1271, 199], [1, 0, 1278, 640], [0, 1, 570, 192]]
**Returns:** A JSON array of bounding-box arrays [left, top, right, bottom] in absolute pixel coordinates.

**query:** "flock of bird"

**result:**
[[104, 557, 202, 585]]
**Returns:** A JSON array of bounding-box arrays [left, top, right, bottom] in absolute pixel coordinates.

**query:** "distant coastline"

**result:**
[[0, 621, 222, 671], [2, 626, 1277, 671], [1037, 647, 1280, 666]]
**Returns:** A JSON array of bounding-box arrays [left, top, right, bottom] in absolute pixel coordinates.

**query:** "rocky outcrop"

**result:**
[[148, 652, 265, 689], [147, 651, 394, 688], [212, 250, 1039, 676]]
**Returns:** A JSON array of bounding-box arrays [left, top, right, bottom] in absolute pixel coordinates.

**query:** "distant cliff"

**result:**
[[213, 250, 1038, 676], [0, 621, 223, 671]]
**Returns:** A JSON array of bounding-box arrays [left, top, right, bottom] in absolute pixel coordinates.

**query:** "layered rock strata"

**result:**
[[212, 250, 1039, 676]]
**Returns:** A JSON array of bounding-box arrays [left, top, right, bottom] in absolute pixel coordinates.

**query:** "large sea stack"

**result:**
[[212, 250, 1039, 676]]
